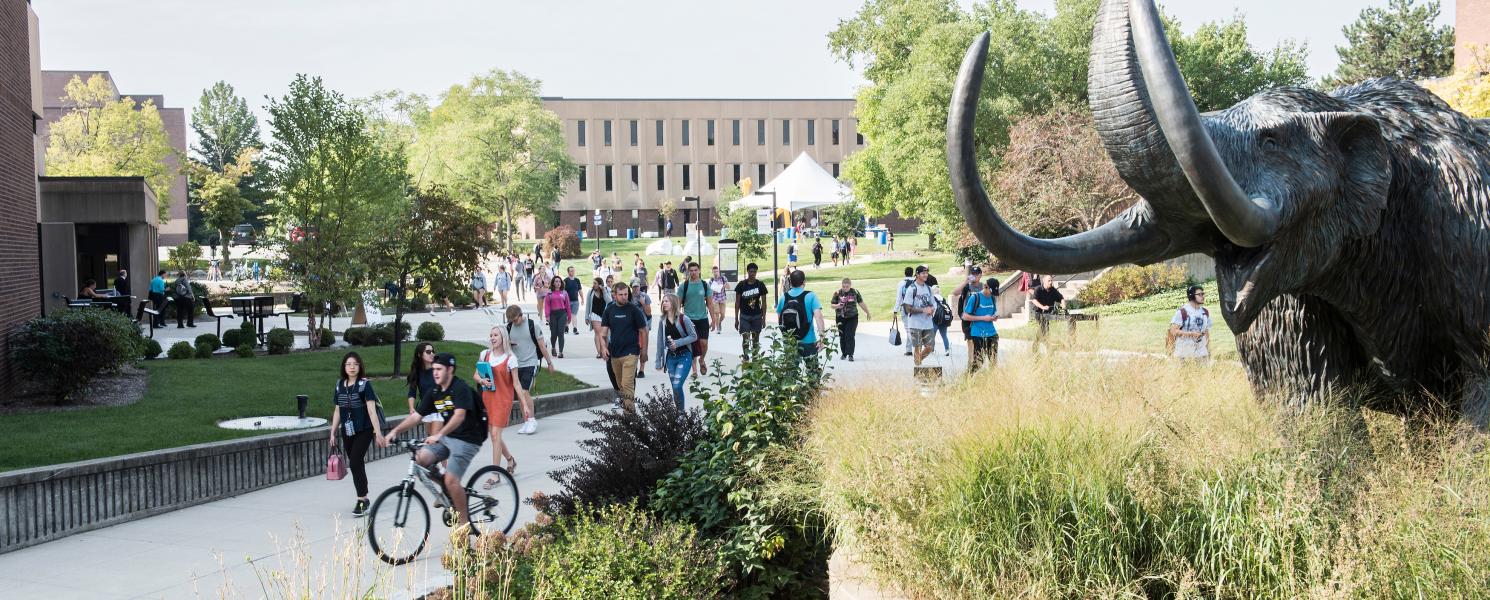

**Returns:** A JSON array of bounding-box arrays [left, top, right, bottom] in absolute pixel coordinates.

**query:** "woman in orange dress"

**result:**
[[473, 325, 519, 474]]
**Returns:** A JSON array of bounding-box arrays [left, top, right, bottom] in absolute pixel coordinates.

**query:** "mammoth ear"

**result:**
[[1313, 111, 1391, 237]]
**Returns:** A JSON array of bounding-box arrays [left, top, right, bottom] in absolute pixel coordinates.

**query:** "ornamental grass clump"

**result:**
[[796, 356, 1490, 598]]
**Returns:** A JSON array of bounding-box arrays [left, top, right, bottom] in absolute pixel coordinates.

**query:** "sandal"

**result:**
[[504, 456, 518, 475]]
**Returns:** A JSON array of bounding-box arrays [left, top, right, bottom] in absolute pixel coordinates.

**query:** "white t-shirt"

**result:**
[[1170, 305, 1212, 358]]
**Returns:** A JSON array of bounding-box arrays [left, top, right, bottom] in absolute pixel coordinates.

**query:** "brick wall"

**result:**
[[1458, 0, 1490, 73], [0, 2, 41, 391]]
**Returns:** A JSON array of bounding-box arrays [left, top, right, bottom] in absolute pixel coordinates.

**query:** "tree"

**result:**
[[992, 105, 1136, 238], [714, 185, 770, 264], [183, 150, 258, 272], [411, 70, 576, 254], [829, 0, 1309, 232], [45, 74, 178, 222], [369, 185, 490, 374], [264, 74, 408, 349], [189, 81, 269, 239], [818, 202, 867, 239], [1328, 0, 1453, 87]]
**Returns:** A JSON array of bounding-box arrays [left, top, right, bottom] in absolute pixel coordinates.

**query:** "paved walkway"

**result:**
[[3, 289, 1029, 599]]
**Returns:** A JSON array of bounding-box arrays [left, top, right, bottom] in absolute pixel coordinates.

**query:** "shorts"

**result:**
[[908, 327, 935, 350], [516, 366, 537, 390], [420, 412, 445, 424], [690, 318, 710, 341], [739, 313, 765, 333], [424, 437, 480, 478], [960, 319, 972, 337]]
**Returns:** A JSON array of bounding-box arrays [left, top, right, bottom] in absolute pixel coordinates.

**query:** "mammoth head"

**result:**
[[948, 0, 1392, 333]]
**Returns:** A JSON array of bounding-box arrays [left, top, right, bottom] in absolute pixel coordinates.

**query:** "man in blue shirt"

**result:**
[[148, 270, 167, 328], [775, 269, 826, 378], [961, 279, 1001, 371]]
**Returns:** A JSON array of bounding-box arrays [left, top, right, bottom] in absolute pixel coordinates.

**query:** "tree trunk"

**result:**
[[218, 228, 232, 274], [306, 304, 318, 350]]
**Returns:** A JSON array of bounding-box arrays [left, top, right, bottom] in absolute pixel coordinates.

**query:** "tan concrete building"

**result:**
[[537, 98, 863, 238], [1458, 0, 1490, 73], [37, 70, 189, 245]]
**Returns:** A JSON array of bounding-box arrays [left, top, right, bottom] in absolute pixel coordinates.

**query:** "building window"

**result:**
[[855, 119, 864, 145], [832, 119, 841, 145], [706, 120, 716, 146], [757, 120, 765, 145], [604, 165, 613, 191], [682, 164, 692, 190], [629, 120, 638, 146], [630, 165, 639, 191], [732, 163, 741, 184], [657, 164, 665, 190], [757, 163, 766, 184], [603, 120, 612, 147], [782, 119, 791, 145], [807, 120, 816, 145], [682, 120, 691, 146], [832, 163, 840, 178], [656, 120, 664, 145], [577, 120, 586, 147], [578, 165, 587, 191], [707, 164, 716, 190], [732, 120, 740, 145]]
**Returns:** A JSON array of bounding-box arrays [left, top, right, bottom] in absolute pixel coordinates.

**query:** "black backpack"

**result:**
[[934, 297, 954, 328], [506, 319, 540, 349], [780, 290, 813, 340]]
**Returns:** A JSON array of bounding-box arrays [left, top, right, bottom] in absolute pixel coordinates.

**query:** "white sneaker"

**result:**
[[611, 398, 622, 411], [520, 418, 537, 434]]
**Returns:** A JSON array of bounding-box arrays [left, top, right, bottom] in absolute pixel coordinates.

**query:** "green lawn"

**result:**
[[1000, 280, 1238, 359], [543, 233, 937, 276], [0, 341, 590, 472]]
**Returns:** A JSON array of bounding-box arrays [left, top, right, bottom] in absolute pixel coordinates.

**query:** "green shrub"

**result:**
[[194, 333, 221, 352], [167, 341, 194, 360], [266, 328, 294, 355], [343, 326, 368, 346], [168, 241, 201, 273], [318, 328, 335, 348], [221, 328, 245, 348], [450, 288, 475, 307], [238, 318, 256, 337], [193, 342, 215, 359], [370, 321, 410, 345], [415, 321, 445, 342], [652, 332, 834, 597], [9, 309, 145, 402], [141, 338, 162, 360], [453, 502, 730, 599], [1076, 263, 1188, 307], [234, 343, 255, 358]]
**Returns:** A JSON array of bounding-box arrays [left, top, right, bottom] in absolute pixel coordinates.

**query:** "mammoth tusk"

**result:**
[[947, 31, 1171, 274], [1128, 0, 1282, 247]]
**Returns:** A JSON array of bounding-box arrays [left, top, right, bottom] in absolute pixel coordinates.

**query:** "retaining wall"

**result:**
[[0, 387, 609, 554]]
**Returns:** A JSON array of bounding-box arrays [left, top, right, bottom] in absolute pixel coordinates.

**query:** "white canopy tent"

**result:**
[[734, 152, 854, 212]]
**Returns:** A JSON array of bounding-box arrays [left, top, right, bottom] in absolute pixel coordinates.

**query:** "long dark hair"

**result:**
[[406, 342, 434, 388], [341, 351, 364, 382]]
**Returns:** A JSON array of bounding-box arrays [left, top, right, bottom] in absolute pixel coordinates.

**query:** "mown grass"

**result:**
[[1002, 280, 1238, 359], [791, 356, 1490, 598], [0, 341, 590, 471]]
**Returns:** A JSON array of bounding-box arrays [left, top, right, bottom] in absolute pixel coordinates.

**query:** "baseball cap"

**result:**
[[969, 266, 983, 275], [915, 265, 930, 274], [432, 353, 457, 368]]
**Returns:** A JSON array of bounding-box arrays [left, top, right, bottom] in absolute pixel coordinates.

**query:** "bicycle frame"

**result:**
[[391, 449, 452, 528]]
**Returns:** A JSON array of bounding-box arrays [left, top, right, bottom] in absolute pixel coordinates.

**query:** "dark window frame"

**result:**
[[577, 120, 586, 147], [603, 120, 612, 147], [682, 120, 691, 147], [707, 164, 716, 190], [732, 120, 740, 146], [578, 165, 587, 191], [656, 120, 664, 145], [629, 120, 638, 146], [657, 164, 665, 191], [832, 119, 840, 145], [807, 120, 816, 145], [782, 119, 791, 145], [682, 164, 692, 190], [604, 165, 613, 191]]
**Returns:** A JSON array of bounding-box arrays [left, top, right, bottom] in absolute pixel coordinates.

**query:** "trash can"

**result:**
[[626, 229, 636, 240], [578, 230, 586, 240], [878, 229, 888, 245]]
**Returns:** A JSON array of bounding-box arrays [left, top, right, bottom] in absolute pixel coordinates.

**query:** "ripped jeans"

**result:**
[[665, 348, 694, 412]]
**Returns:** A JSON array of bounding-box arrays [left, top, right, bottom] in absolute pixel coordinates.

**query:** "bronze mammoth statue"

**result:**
[[949, 0, 1490, 423]]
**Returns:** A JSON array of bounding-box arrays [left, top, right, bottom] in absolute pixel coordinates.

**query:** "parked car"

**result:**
[[230, 224, 256, 246]]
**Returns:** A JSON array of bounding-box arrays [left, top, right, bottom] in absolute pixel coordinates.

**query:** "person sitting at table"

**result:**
[[79, 279, 109, 300]]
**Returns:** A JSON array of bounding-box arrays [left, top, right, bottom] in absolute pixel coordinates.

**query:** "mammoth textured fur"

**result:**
[[948, 0, 1490, 423]]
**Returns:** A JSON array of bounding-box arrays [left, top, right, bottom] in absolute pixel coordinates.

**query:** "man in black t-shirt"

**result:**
[[564, 266, 584, 334], [830, 277, 871, 361], [733, 263, 770, 357], [1029, 275, 1065, 352], [381, 353, 486, 527], [598, 283, 649, 412]]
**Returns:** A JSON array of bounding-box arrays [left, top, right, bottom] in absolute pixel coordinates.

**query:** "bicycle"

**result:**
[[367, 439, 519, 565]]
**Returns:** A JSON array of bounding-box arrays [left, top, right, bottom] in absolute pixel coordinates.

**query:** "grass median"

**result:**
[[0, 341, 590, 472], [1001, 280, 1239, 359]]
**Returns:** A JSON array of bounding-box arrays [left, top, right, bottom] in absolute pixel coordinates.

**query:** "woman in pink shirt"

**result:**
[[543, 276, 572, 358]]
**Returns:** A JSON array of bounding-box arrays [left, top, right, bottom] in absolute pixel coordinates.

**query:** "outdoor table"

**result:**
[[229, 295, 276, 344], [1031, 312, 1100, 338]]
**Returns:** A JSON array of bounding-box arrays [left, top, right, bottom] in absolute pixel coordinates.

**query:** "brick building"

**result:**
[[0, 0, 42, 390], [1458, 0, 1490, 73]]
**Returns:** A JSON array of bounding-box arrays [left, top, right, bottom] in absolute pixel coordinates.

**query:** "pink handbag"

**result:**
[[327, 446, 348, 480]]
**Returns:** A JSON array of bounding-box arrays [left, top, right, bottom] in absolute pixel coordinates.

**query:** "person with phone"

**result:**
[[328, 352, 384, 517]]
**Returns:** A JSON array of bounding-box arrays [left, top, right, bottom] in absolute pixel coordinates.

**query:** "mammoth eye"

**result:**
[[1259, 133, 1279, 151]]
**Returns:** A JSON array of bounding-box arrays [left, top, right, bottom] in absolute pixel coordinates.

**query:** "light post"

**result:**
[[683, 196, 701, 265]]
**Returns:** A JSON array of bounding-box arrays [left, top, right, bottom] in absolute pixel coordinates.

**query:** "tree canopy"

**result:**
[[188, 81, 269, 242], [993, 105, 1134, 237], [1328, 0, 1454, 87], [829, 0, 1309, 237], [45, 74, 178, 222]]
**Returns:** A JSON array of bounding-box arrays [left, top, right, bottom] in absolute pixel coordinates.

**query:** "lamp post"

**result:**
[[684, 195, 701, 265]]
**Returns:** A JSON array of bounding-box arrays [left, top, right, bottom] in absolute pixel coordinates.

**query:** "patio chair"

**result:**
[[274, 293, 304, 330], [200, 296, 236, 338]]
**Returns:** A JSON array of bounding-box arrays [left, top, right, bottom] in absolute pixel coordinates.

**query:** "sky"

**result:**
[[33, 0, 1458, 135]]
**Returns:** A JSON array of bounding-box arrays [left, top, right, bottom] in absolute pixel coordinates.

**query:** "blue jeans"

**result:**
[[665, 348, 694, 411], [937, 325, 951, 351]]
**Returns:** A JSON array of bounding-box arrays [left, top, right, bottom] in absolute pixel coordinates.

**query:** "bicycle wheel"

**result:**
[[464, 465, 519, 534], [367, 484, 430, 565]]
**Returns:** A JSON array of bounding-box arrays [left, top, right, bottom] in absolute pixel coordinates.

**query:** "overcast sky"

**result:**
[[34, 0, 1457, 123]]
